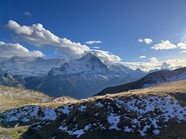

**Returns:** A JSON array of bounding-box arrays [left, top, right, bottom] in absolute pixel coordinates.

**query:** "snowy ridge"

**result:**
[[143, 67, 186, 88], [50, 53, 108, 76], [96, 67, 186, 96]]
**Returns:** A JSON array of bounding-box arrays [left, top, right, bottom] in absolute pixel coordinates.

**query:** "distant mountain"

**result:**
[[0, 68, 24, 88], [1, 80, 186, 138], [0, 56, 66, 77], [96, 67, 186, 96], [36, 53, 134, 98], [0, 54, 146, 99]]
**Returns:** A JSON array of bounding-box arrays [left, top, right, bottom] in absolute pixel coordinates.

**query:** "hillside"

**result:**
[[96, 67, 186, 96], [0, 85, 77, 113], [0, 80, 186, 139]]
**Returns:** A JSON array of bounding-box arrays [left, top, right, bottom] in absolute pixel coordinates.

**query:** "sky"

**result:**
[[0, 0, 186, 71]]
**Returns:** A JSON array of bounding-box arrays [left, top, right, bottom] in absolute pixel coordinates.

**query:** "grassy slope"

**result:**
[[0, 85, 53, 112], [0, 85, 78, 113], [0, 80, 186, 139]]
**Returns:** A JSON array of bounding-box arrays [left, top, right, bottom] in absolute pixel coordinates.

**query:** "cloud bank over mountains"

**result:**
[[0, 20, 186, 71], [5, 20, 120, 62], [0, 41, 44, 58]]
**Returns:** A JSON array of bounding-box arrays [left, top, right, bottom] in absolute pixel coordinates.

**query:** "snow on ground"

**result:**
[[58, 105, 73, 115], [107, 113, 120, 130], [59, 124, 91, 138], [1, 94, 186, 137], [78, 105, 87, 112], [1, 106, 58, 122]]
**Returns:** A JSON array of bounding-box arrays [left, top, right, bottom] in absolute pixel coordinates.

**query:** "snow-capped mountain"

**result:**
[[0, 68, 24, 88], [96, 67, 186, 96], [104, 61, 146, 80], [0, 54, 146, 99], [0, 56, 66, 77], [37, 53, 137, 99]]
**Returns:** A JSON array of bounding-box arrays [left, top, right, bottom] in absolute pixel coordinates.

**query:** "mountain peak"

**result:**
[[80, 53, 100, 62]]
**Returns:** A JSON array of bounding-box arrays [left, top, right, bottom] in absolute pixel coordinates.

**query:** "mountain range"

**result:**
[[0, 53, 146, 99]]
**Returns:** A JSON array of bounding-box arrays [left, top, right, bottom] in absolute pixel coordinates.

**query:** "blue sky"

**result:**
[[0, 0, 186, 71]]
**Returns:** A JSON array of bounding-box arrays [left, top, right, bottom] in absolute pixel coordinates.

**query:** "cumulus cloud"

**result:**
[[7, 20, 33, 35], [144, 38, 153, 44], [177, 42, 186, 49], [24, 11, 32, 17], [180, 50, 186, 53], [151, 40, 177, 50], [139, 56, 146, 59], [91, 50, 121, 62], [150, 57, 158, 63], [160, 62, 171, 69], [85, 40, 102, 44], [121, 58, 186, 72], [6, 20, 120, 62], [138, 39, 143, 42], [0, 41, 44, 58], [92, 46, 100, 49], [138, 38, 152, 44]]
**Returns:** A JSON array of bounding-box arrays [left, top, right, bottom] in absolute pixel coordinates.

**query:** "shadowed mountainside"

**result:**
[[95, 67, 186, 96]]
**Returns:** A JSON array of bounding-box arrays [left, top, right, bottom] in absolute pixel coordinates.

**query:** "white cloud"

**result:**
[[138, 38, 152, 44], [91, 50, 121, 62], [180, 50, 186, 53], [0, 41, 44, 58], [6, 20, 120, 62], [177, 42, 186, 49], [151, 40, 177, 50], [138, 39, 143, 42], [92, 46, 100, 49], [7, 20, 33, 35], [121, 58, 186, 72], [161, 62, 171, 69], [24, 11, 32, 17], [85, 40, 102, 44], [150, 57, 158, 63], [144, 38, 153, 44], [139, 56, 146, 59]]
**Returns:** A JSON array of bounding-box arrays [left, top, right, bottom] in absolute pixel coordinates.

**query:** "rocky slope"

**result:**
[[96, 67, 186, 96], [0, 68, 24, 88], [0, 80, 186, 138]]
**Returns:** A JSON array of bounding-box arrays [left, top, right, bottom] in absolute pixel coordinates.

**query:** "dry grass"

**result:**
[[0, 126, 29, 139], [1, 80, 186, 113], [0, 85, 78, 112], [90, 80, 186, 102]]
